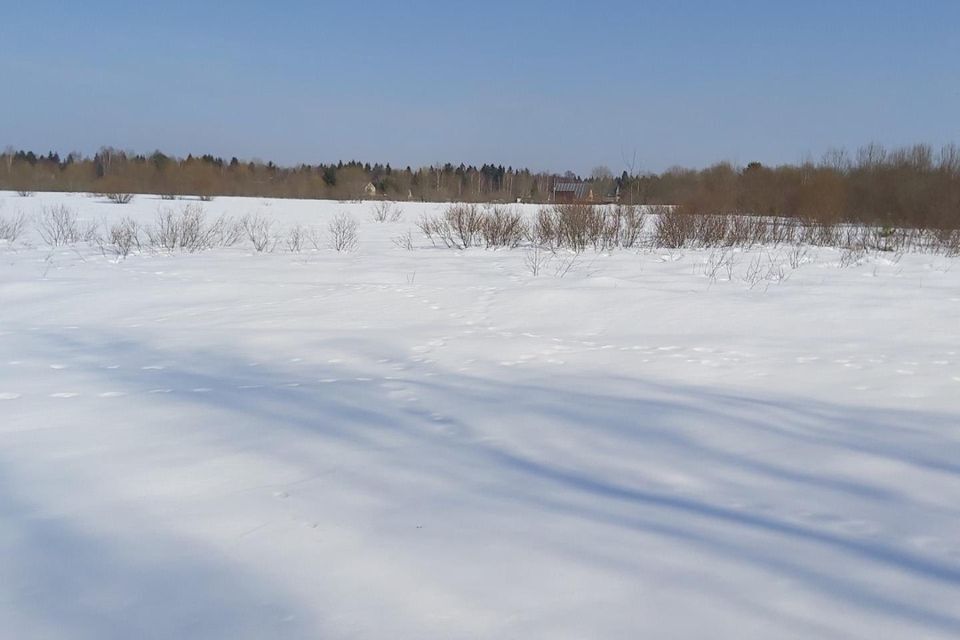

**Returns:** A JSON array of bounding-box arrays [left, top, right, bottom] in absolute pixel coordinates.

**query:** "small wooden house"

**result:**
[[552, 182, 595, 204]]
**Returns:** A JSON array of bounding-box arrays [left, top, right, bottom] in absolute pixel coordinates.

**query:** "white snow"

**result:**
[[1, 191, 960, 639]]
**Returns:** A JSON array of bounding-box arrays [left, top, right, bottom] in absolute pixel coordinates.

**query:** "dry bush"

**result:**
[[653, 205, 695, 248], [444, 204, 484, 248], [100, 217, 141, 258], [524, 244, 550, 276], [286, 224, 306, 252], [741, 251, 790, 289], [936, 228, 960, 256], [701, 249, 738, 282], [529, 208, 559, 249], [241, 213, 275, 252], [0, 211, 27, 242], [371, 201, 403, 223], [551, 203, 603, 251], [328, 213, 359, 252], [838, 247, 867, 268], [17, 190, 35, 197], [801, 219, 841, 247], [724, 215, 767, 247], [612, 204, 647, 248], [532, 204, 643, 252], [692, 213, 729, 247], [392, 230, 415, 250], [36, 205, 96, 246], [786, 245, 812, 269], [106, 192, 134, 204], [417, 204, 484, 249], [481, 205, 526, 249], [146, 205, 241, 252]]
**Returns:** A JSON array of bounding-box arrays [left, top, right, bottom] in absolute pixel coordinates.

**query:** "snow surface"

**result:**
[[1, 191, 960, 639]]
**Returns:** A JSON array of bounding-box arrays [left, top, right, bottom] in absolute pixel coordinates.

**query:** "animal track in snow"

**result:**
[[0, 392, 21, 400]]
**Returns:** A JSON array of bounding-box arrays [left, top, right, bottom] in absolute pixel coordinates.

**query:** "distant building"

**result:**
[[552, 182, 595, 204]]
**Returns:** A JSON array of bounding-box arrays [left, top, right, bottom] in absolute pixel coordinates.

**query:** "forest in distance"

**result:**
[[2, 142, 959, 230]]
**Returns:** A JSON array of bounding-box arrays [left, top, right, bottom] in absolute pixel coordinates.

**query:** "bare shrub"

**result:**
[[286, 224, 306, 252], [653, 205, 695, 248], [529, 208, 559, 249], [106, 192, 134, 204], [37, 206, 87, 246], [553, 250, 584, 278], [17, 190, 35, 197], [392, 229, 415, 250], [765, 217, 797, 246], [613, 204, 647, 248], [524, 244, 550, 276], [328, 213, 359, 252], [741, 251, 790, 289], [371, 201, 403, 223], [0, 211, 27, 242], [417, 204, 483, 249], [693, 213, 729, 247], [799, 219, 840, 246], [241, 214, 275, 252], [100, 217, 141, 258], [551, 203, 602, 251], [444, 204, 484, 248], [838, 247, 867, 268], [786, 245, 812, 269], [306, 227, 325, 251], [701, 249, 738, 283], [939, 228, 960, 256], [724, 215, 769, 247], [146, 205, 241, 252], [481, 206, 526, 249]]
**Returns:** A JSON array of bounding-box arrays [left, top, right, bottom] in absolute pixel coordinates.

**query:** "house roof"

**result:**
[[553, 182, 592, 198]]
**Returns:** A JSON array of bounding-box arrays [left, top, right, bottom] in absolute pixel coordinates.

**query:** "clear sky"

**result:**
[[1, 1, 958, 173]]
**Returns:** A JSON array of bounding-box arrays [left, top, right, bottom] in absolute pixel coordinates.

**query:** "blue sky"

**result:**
[[1, 1, 958, 173]]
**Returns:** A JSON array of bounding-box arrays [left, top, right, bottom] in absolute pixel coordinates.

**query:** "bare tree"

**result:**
[[241, 214, 275, 252], [371, 201, 403, 223], [0, 211, 27, 242], [328, 213, 358, 252]]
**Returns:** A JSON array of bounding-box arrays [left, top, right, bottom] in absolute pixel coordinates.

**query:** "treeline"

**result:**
[[648, 144, 960, 230], [2, 143, 958, 229], [0, 148, 559, 203]]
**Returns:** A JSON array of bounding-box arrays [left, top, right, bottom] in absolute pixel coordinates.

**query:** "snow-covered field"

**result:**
[[2, 191, 960, 639]]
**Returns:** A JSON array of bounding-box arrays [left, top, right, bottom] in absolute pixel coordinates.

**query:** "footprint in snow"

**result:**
[[0, 392, 21, 400], [98, 391, 126, 398], [49, 364, 68, 370], [50, 392, 80, 398]]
